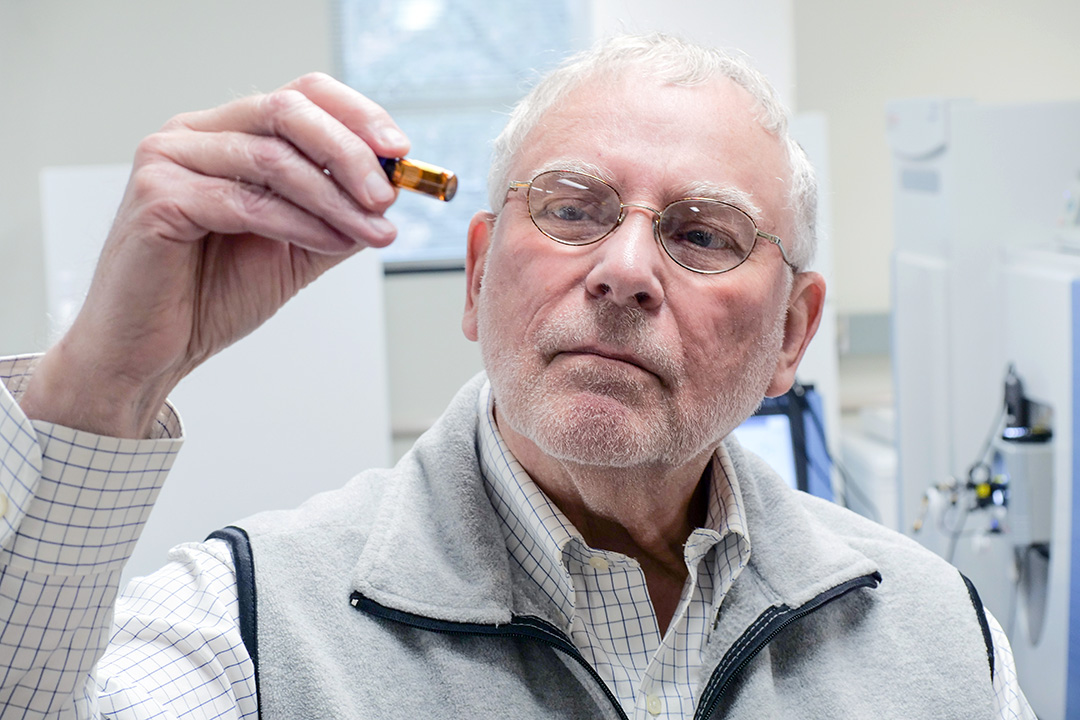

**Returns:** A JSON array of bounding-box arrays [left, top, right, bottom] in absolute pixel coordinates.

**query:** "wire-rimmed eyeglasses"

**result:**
[[507, 170, 797, 275]]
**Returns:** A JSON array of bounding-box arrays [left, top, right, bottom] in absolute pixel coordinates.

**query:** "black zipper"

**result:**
[[350, 593, 630, 720], [692, 572, 882, 720], [352, 572, 879, 720]]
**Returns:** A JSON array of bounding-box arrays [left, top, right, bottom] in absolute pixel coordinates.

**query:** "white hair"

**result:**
[[487, 33, 818, 270]]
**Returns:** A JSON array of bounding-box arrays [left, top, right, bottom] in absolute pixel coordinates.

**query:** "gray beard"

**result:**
[[477, 283, 787, 470]]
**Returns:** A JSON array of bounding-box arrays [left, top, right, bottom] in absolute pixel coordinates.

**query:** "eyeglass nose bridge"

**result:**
[[609, 201, 716, 274], [611, 201, 664, 240]]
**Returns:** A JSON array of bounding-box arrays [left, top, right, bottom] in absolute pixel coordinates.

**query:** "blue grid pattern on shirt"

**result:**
[[0, 563, 121, 717], [97, 539, 258, 719], [11, 423, 177, 575], [0, 376, 41, 547], [0, 355, 219, 719], [988, 612, 1038, 719]]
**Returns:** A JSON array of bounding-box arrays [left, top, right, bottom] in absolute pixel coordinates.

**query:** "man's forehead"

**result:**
[[505, 71, 791, 230]]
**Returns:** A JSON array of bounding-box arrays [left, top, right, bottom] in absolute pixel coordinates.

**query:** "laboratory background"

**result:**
[[3, 0, 1080, 717]]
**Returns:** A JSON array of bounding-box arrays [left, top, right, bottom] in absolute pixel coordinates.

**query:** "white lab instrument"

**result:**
[[889, 98, 1080, 719]]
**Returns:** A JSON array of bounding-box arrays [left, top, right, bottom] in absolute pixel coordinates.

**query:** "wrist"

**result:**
[[19, 337, 173, 439]]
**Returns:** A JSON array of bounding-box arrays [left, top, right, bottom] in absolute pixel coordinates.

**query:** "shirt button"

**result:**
[[588, 555, 609, 571], [0, 493, 7, 518], [646, 693, 663, 716]]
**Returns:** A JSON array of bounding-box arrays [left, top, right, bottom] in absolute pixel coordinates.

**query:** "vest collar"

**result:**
[[349, 374, 880, 635]]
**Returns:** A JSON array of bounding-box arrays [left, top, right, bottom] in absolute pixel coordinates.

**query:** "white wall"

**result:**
[[794, 0, 1080, 314], [384, 270, 482, 459], [0, 0, 335, 355], [591, 0, 795, 108]]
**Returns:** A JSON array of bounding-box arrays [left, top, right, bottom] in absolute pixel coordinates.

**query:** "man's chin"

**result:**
[[536, 368, 665, 420], [504, 394, 705, 469]]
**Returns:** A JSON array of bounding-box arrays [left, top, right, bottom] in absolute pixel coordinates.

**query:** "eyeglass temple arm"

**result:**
[[757, 230, 799, 271]]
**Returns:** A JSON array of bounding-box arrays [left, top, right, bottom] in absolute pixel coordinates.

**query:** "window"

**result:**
[[337, 0, 589, 270]]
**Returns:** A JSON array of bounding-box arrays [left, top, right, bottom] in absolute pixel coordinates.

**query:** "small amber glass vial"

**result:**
[[379, 157, 458, 202]]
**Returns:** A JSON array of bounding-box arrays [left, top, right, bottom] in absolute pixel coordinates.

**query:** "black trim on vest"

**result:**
[[350, 592, 630, 720], [207, 525, 261, 717], [351, 572, 884, 720], [960, 571, 995, 681], [694, 572, 882, 719]]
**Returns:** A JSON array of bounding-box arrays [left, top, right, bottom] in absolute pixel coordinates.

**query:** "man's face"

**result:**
[[464, 72, 812, 470]]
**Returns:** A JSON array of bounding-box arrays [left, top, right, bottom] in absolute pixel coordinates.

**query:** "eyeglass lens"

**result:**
[[526, 171, 757, 273]]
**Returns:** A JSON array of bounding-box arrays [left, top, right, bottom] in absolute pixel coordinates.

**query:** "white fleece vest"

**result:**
[[223, 374, 997, 719]]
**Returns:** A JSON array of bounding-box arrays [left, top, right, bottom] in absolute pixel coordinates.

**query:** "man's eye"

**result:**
[[684, 229, 719, 248], [552, 203, 590, 222], [671, 226, 734, 250], [537, 195, 601, 224]]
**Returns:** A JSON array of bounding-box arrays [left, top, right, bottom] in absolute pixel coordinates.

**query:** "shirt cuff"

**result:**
[[0, 354, 184, 576]]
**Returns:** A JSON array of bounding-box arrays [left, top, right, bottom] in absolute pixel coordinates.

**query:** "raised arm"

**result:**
[[1, 75, 408, 716]]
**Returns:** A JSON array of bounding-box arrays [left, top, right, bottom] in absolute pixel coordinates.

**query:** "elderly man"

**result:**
[[1, 34, 1031, 719]]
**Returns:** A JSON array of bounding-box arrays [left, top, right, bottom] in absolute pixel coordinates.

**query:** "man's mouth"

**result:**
[[533, 307, 678, 387], [557, 346, 663, 381]]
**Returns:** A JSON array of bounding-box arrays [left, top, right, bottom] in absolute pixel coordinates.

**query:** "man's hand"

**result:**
[[20, 73, 409, 438]]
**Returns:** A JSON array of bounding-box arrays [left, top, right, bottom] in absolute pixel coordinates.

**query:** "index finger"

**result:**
[[279, 73, 410, 158]]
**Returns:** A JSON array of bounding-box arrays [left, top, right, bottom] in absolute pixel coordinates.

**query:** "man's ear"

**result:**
[[765, 271, 827, 397], [462, 210, 495, 342]]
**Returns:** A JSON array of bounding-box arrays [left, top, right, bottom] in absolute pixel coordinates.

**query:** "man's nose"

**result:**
[[583, 207, 666, 311]]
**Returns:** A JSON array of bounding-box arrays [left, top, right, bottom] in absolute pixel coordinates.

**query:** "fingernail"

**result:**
[[364, 171, 395, 205], [380, 128, 409, 149]]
